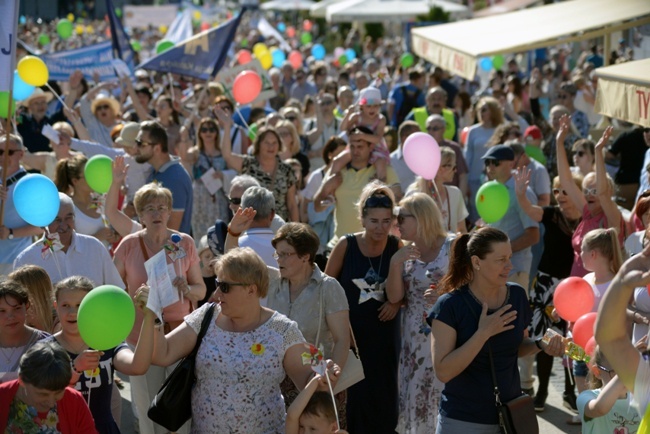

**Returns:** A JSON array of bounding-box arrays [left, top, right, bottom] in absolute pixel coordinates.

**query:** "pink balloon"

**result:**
[[288, 50, 303, 70], [286, 26, 296, 38], [237, 49, 252, 65], [573, 312, 597, 349], [402, 132, 441, 180], [553, 277, 594, 322], [232, 71, 262, 105], [334, 47, 345, 58]]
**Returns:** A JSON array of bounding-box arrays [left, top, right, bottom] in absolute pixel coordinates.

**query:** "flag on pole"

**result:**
[[0, 0, 19, 93], [257, 17, 291, 53], [105, 0, 135, 72], [165, 8, 193, 44], [138, 9, 246, 80]]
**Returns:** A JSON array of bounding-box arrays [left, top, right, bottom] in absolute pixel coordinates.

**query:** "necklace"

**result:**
[[468, 285, 510, 310], [0, 346, 18, 364]]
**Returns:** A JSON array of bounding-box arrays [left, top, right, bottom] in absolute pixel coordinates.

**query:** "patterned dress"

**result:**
[[191, 152, 229, 241], [185, 304, 305, 434], [396, 236, 453, 434], [242, 155, 297, 221]]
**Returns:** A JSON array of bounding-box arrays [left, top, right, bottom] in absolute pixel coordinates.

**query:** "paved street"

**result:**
[[116, 355, 583, 433]]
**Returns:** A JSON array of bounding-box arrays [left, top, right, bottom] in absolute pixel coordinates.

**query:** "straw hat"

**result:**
[[21, 88, 54, 106], [115, 122, 140, 148], [91, 94, 121, 115]]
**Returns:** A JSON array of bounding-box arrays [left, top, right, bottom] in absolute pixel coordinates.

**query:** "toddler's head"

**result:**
[[299, 392, 338, 434]]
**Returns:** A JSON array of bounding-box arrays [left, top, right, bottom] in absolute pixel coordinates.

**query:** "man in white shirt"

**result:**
[[14, 193, 124, 287]]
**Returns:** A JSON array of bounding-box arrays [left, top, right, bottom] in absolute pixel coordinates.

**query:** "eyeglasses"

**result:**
[[214, 279, 247, 293], [0, 149, 20, 156], [363, 194, 393, 209], [51, 214, 75, 226], [575, 151, 586, 157], [397, 213, 414, 224], [427, 126, 444, 132], [597, 365, 615, 375], [552, 188, 568, 196], [96, 104, 111, 111], [557, 94, 570, 100], [200, 127, 218, 133], [285, 116, 297, 121], [142, 205, 169, 214], [135, 139, 154, 148], [320, 100, 334, 106], [273, 251, 298, 260], [583, 188, 598, 196], [484, 160, 501, 167], [228, 196, 241, 205], [218, 105, 232, 112]]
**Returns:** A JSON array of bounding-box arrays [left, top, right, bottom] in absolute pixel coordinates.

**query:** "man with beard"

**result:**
[[134, 120, 193, 234], [407, 86, 459, 141]]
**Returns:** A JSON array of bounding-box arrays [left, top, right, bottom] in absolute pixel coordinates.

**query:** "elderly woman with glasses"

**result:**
[[325, 181, 403, 434], [113, 182, 205, 434], [267, 223, 350, 411], [179, 117, 233, 241], [137, 247, 340, 433]]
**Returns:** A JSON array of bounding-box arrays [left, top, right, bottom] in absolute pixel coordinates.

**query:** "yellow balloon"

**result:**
[[85, 25, 94, 34], [258, 52, 272, 70], [193, 11, 202, 20], [253, 42, 268, 57], [17, 56, 49, 87], [159, 25, 168, 34], [75, 24, 84, 35], [67, 13, 75, 22]]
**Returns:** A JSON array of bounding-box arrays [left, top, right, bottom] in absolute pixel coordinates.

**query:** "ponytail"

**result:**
[[438, 234, 472, 294], [54, 154, 87, 195], [582, 228, 624, 274]]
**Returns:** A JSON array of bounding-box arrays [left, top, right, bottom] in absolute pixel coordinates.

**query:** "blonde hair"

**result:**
[[399, 192, 448, 246], [276, 120, 301, 155], [582, 172, 616, 196], [212, 247, 269, 298], [8, 266, 55, 333], [356, 180, 396, 221], [477, 96, 504, 127], [133, 183, 173, 216], [582, 228, 623, 274]]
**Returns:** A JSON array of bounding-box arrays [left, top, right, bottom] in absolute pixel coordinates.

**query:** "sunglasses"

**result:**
[[596, 365, 615, 375], [200, 127, 218, 133], [0, 149, 20, 156], [552, 188, 568, 196], [228, 196, 242, 205], [285, 116, 297, 121], [575, 151, 586, 157], [427, 126, 444, 132], [484, 160, 501, 167], [135, 139, 153, 148], [397, 213, 414, 224], [214, 279, 247, 294], [363, 194, 393, 209], [583, 188, 597, 196], [96, 104, 111, 111]]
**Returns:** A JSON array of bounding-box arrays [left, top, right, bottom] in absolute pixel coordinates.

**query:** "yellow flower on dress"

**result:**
[[251, 343, 265, 356], [45, 411, 59, 427]]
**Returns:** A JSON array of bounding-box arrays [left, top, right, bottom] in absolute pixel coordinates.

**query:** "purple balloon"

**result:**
[[402, 132, 441, 180]]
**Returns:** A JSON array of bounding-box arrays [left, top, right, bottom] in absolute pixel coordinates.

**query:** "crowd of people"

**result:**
[[0, 5, 650, 434]]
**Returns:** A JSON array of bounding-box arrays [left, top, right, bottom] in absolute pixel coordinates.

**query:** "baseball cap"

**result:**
[[523, 125, 543, 141], [481, 145, 515, 161]]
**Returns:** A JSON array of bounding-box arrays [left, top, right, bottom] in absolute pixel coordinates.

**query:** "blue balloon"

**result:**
[[271, 49, 286, 68], [479, 57, 493, 71], [19, 15, 26, 24], [311, 44, 326, 60], [13, 174, 60, 227], [13, 71, 35, 101], [345, 48, 356, 60], [277, 22, 286, 33]]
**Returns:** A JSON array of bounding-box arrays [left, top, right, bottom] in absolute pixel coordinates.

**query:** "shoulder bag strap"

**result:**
[[139, 233, 150, 262], [460, 293, 502, 405], [189, 303, 216, 358]]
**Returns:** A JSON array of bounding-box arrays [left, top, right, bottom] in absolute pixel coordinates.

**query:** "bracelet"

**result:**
[[227, 226, 241, 237], [534, 338, 544, 351], [71, 358, 83, 374]]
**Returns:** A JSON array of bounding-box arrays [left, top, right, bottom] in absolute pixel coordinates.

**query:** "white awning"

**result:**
[[325, 0, 468, 23], [595, 59, 650, 127], [260, 0, 316, 11], [411, 0, 650, 80], [473, 0, 542, 18], [310, 0, 346, 18]]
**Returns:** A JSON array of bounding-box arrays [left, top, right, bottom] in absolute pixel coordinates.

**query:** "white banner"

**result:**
[[165, 8, 193, 44], [0, 0, 19, 92], [124, 5, 178, 29]]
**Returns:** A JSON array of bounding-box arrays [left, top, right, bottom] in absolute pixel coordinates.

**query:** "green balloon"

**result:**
[[57, 19, 73, 39], [38, 33, 51, 46], [131, 40, 142, 52], [115, 7, 122, 18], [84, 154, 113, 194], [241, 38, 249, 48], [475, 181, 510, 223], [248, 123, 258, 141], [300, 32, 312, 45], [525, 145, 546, 165], [401, 53, 415, 68], [492, 54, 505, 70], [156, 40, 175, 54], [0, 92, 16, 118], [78, 285, 135, 351], [338, 54, 348, 66]]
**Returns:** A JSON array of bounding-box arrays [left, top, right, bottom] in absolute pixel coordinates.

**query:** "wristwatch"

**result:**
[[7, 229, 14, 240], [534, 338, 544, 350]]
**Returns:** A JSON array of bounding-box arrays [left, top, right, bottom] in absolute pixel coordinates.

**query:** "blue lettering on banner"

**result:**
[[41, 41, 121, 82], [1, 34, 11, 55]]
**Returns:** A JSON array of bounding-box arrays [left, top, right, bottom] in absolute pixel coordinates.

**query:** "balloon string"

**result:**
[[45, 83, 71, 111], [45, 227, 64, 281], [323, 363, 340, 431], [87, 387, 92, 409]]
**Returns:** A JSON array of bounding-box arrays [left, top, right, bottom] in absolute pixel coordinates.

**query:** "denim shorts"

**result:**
[[573, 359, 589, 377], [436, 414, 501, 434]]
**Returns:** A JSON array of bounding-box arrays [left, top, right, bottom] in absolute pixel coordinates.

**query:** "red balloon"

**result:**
[[200, 22, 210, 31], [553, 277, 594, 322], [286, 26, 296, 38], [585, 336, 597, 358], [288, 50, 303, 70], [460, 126, 470, 147], [232, 71, 262, 105], [303, 20, 313, 31], [573, 312, 597, 349], [237, 49, 252, 65]]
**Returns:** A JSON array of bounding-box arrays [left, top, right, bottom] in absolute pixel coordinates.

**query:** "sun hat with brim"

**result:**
[[115, 122, 140, 148], [20, 88, 54, 106], [358, 87, 384, 106], [91, 95, 121, 115]]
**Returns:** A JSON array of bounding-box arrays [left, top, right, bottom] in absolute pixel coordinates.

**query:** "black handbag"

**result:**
[[147, 303, 216, 431]]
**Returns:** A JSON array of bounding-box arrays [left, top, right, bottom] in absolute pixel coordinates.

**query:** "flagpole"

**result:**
[[0, 85, 15, 227]]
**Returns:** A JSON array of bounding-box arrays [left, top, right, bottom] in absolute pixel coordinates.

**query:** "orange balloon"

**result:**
[[286, 26, 296, 38]]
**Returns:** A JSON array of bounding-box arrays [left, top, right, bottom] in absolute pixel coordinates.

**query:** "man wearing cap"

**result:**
[[407, 87, 458, 141], [290, 68, 317, 102], [17, 88, 64, 153], [523, 125, 543, 148], [313, 126, 400, 244], [481, 144, 539, 289], [0, 134, 44, 275]]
